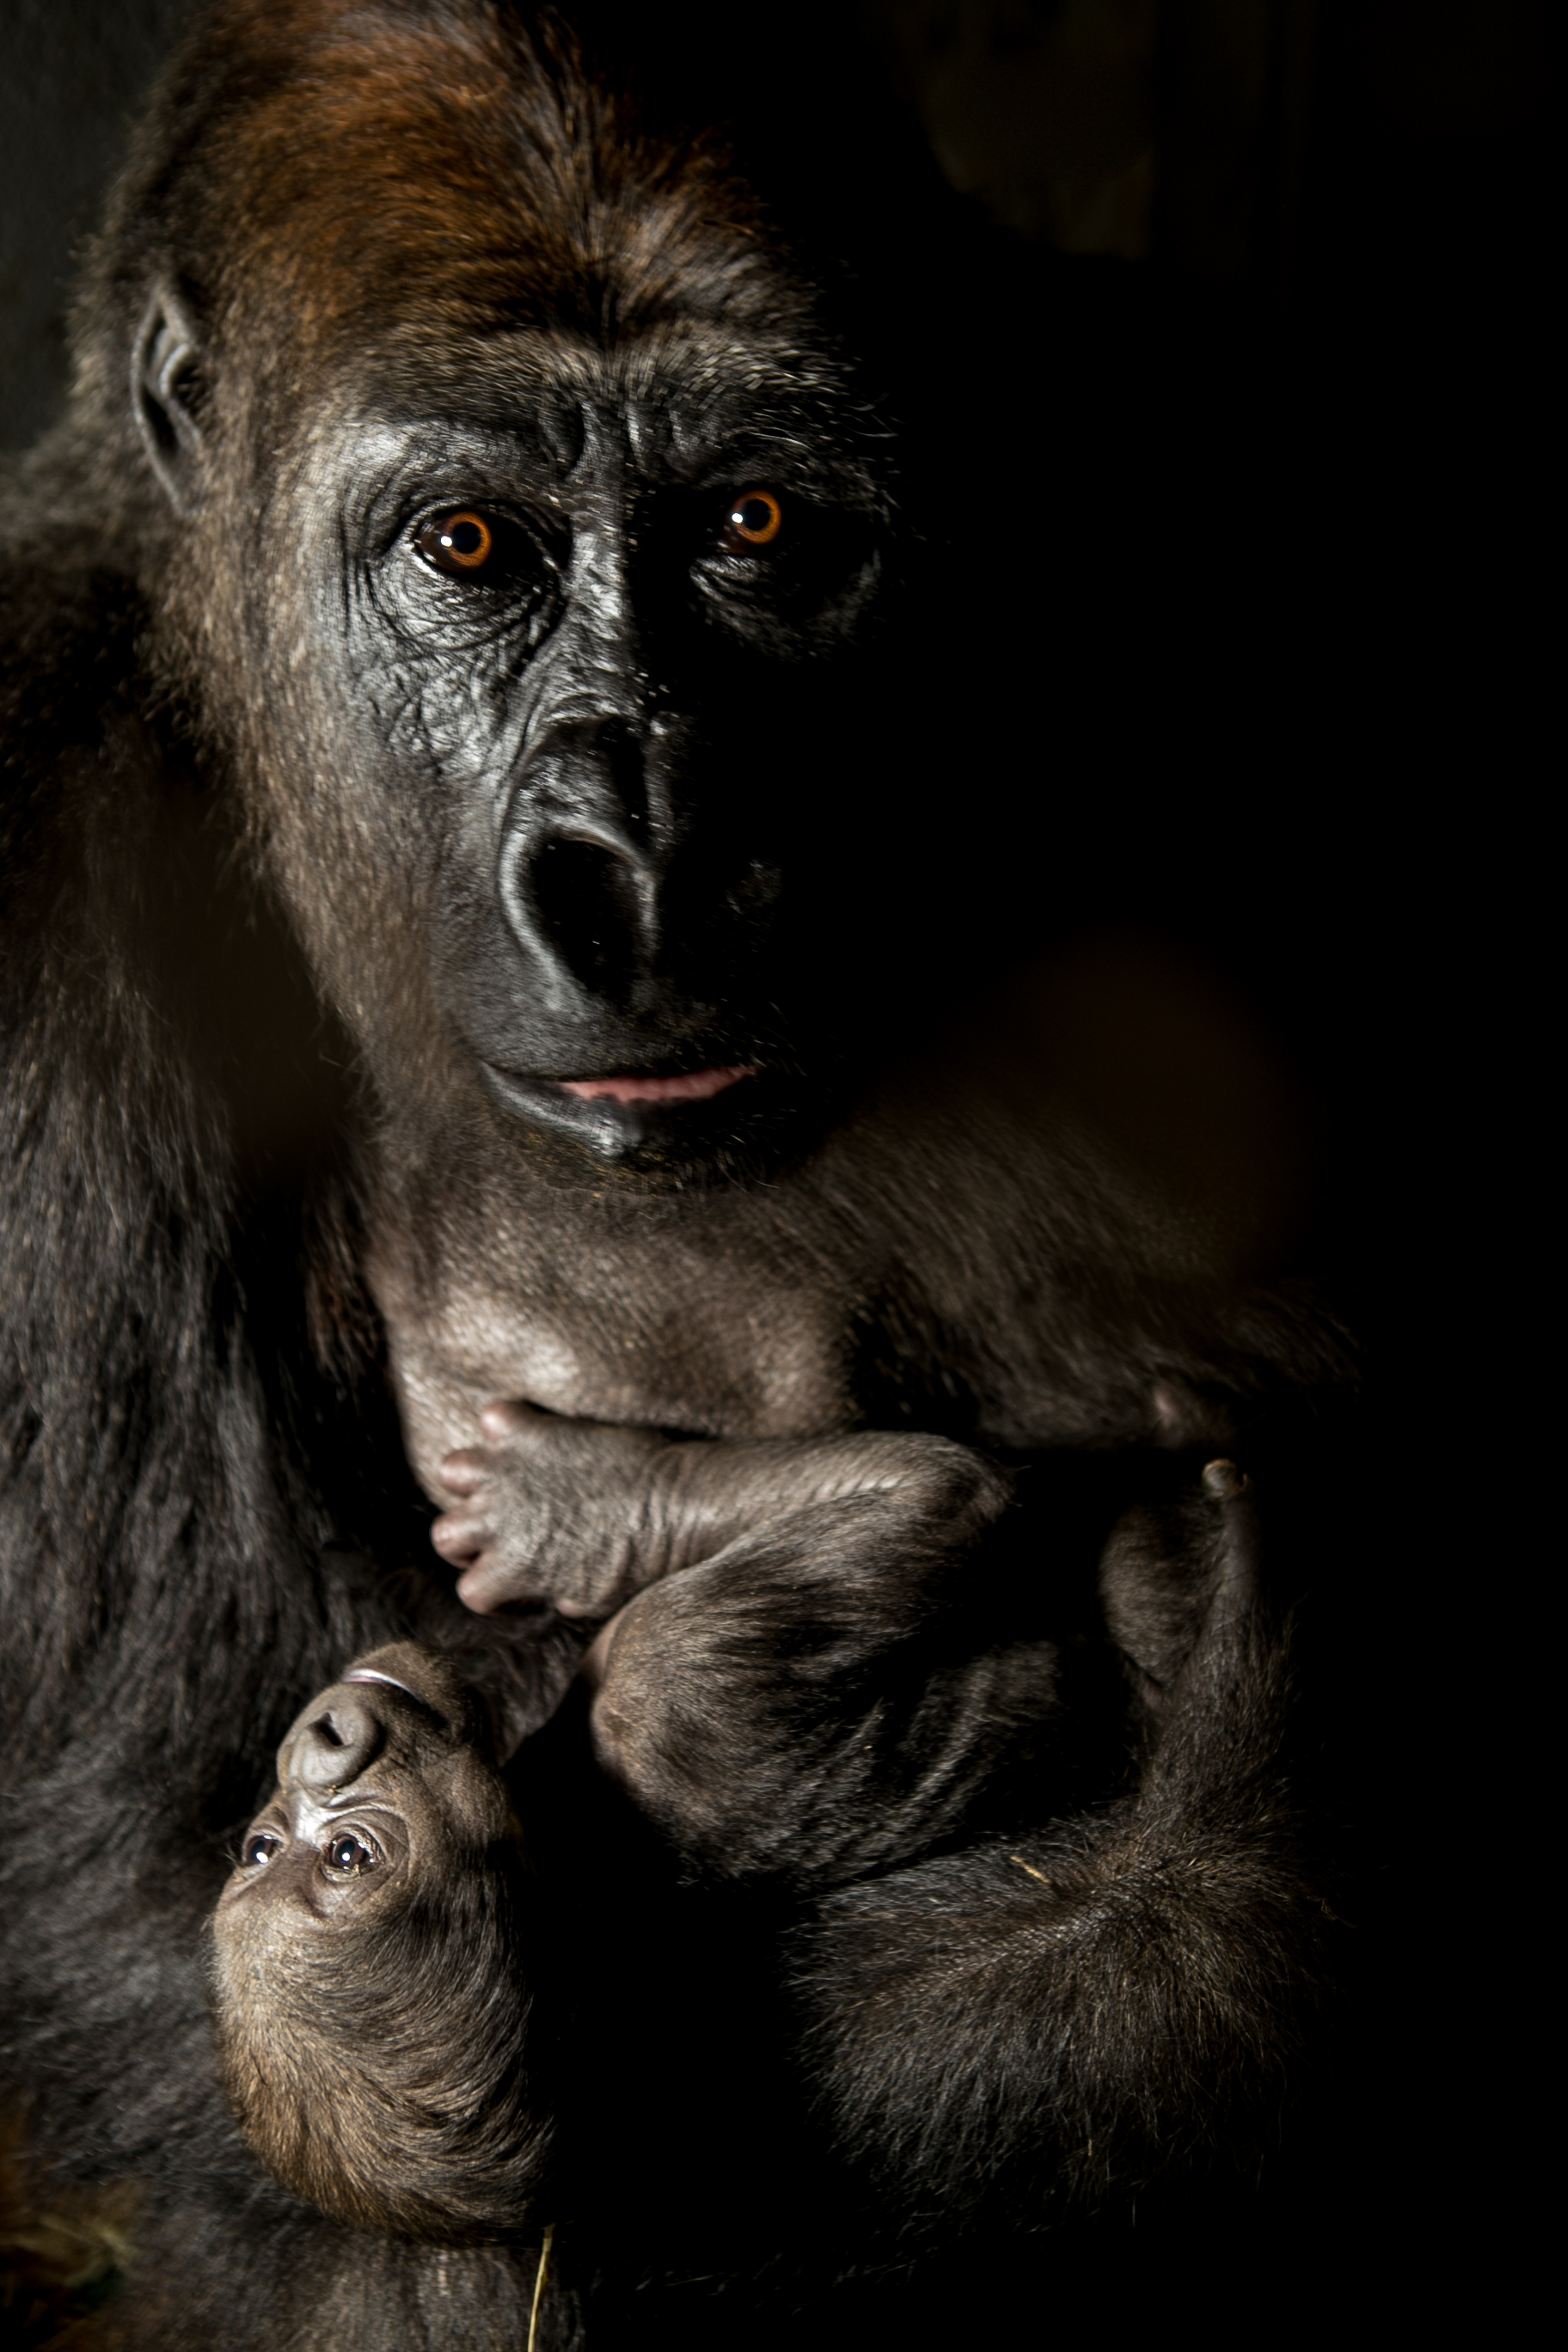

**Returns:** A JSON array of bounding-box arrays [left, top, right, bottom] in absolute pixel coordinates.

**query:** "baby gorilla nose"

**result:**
[[285, 1695, 386, 1791]]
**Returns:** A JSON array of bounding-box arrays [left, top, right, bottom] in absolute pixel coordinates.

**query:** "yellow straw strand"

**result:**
[[526, 2220, 555, 2352]]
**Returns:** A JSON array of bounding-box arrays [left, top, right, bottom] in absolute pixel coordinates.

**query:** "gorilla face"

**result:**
[[181, 316, 895, 1179], [357, 352, 887, 1164], [209, 1645, 546, 2246], [217, 1643, 511, 1941]]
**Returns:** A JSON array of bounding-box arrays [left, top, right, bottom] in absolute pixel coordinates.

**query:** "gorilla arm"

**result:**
[[432, 1401, 1011, 1621], [434, 1409, 1075, 1887], [791, 1466, 1333, 2218], [514, 1449, 1329, 2214]]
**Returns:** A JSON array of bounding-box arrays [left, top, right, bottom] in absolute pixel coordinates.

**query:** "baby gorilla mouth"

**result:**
[[556, 1065, 756, 1106]]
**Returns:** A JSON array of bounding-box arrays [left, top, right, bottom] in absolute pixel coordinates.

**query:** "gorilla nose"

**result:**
[[502, 720, 658, 1007], [285, 1696, 386, 1791]]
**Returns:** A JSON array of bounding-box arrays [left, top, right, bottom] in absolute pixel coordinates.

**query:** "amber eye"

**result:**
[[243, 1832, 282, 1868], [323, 1832, 376, 1874], [723, 490, 784, 549], [414, 508, 497, 574]]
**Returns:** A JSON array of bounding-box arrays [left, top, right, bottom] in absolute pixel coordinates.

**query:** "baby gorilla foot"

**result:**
[[431, 1400, 668, 1621], [1098, 1455, 1260, 1705]]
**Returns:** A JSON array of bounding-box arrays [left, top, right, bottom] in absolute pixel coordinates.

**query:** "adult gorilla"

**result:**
[[0, 3, 1352, 2343]]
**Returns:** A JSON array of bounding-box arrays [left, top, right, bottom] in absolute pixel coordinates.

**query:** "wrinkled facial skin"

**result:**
[[216, 1645, 514, 1939], [253, 330, 891, 1178]]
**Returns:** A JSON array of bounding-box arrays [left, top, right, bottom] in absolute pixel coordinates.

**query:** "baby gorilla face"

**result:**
[[218, 1641, 513, 1938], [209, 1644, 549, 2244]]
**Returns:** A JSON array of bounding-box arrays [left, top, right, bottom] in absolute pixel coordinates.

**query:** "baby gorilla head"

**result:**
[[208, 1642, 548, 2243]]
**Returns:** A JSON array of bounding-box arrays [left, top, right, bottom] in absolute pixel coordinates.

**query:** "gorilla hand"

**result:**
[[432, 1402, 670, 1619], [433, 1410, 1013, 1632]]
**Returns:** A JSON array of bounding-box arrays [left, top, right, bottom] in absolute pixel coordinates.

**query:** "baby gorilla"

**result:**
[[208, 1643, 548, 2244]]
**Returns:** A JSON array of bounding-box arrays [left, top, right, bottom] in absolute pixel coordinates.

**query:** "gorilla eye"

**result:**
[[721, 490, 783, 551], [323, 1831, 377, 1874], [243, 1832, 282, 1868], [413, 508, 499, 575]]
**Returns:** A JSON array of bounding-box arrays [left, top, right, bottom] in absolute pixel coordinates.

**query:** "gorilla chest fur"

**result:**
[[366, 1175, 862, 1503], [359, 1052, 1213, 1510]]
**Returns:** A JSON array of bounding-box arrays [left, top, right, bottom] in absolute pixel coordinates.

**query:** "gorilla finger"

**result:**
[[479, 1399, 544, 1441], [1204, 1461, 1262, 1614], [456, 1560, 509, 1613], [437, 1447, 495, 1494], [456, 1553, 562, 1614], [431, 1510, 491, 1565]]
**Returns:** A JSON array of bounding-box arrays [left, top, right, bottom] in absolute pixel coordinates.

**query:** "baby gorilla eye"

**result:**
[[243, 1832, 282, 1867], [720, 489, 784, 551], [413, 507, 499, 576], [323, 1831, 377, 1874]]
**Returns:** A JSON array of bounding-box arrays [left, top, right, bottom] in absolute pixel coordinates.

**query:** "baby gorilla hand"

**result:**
[[432, 1401, 670, 1620]]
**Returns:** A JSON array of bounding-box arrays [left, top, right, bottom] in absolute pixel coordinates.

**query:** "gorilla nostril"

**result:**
[[530, 836, 646, 1003], [291, 1699, 384, 1789], [597, 720, 649, 838]]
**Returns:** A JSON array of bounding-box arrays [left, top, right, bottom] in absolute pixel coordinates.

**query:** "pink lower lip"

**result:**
[[557, 1065, 756, 1106]]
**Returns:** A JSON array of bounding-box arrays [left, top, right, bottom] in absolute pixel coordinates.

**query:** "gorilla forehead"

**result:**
[[310, 327, 881, 514], [193, 1, 808, 376]]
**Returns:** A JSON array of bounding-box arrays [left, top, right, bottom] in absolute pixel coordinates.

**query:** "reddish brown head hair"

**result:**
[[79, 2, 801, 439]]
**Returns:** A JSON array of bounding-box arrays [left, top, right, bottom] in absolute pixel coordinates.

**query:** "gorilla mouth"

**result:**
[[342, 1668, 420, 1700], [556, 1065, 756, 1106], [480, 1057, 777, 1167]]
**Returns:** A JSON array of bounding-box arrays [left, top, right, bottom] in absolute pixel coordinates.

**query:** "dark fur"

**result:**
[[1, 3, 1354, 2343], [798, 1471, 1323, 2219]]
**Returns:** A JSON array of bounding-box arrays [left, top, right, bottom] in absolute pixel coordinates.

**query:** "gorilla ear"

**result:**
[[132, 285, 207, 513]]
